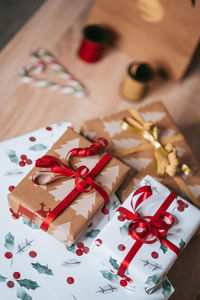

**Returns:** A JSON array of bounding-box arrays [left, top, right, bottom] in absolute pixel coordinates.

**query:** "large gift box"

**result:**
[[90, 176, 200, 293], [81, 101, 200, 207], [8, 129, 130, 246]]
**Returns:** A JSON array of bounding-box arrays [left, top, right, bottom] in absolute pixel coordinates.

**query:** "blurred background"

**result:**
[[0, 0, 45, 50]]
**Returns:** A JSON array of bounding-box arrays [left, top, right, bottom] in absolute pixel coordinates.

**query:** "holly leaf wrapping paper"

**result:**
[[119, 222, 129, 236], [16, 279, 40, 290], [100, 270, 118, 282], [109, 257, 120, 271], [29, 144, 47, 151], [179, 239, 186, 252], [0, 275, 7, 283], [31, 262, 53, 275], [23, 219, 39, 229], [160, 241, 168, 254], [162, 278, 172, 299], [17, 290, 32, 300], [84, 229, 100, 238], [6, 149, 19, 164], [4, 232, 15, 250], [66, 245, 76, 253], [145, 273, 161, 286]]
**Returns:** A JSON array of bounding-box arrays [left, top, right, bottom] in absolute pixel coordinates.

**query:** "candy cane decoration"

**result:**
[[19, 49, 85, 98]]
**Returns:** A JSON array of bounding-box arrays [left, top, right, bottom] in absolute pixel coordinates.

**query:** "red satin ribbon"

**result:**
[[117, 186, 181, 278], [33, 138, 111, 232], [67, 137, 108, 161]]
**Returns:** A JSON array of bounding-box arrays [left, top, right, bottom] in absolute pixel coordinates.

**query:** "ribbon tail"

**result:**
[[117, 241, 143, 277], [133, 186, 153, 210], [128, 108, 146, 125], [118, 207, 139, 220], [93, 183, 109, 206], [154, 148, 168, 176]]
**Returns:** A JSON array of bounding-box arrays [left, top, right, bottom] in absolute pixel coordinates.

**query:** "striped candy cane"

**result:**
[[19, 49, 85, 98]]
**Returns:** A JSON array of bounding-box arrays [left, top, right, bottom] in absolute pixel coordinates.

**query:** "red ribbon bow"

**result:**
[[33, 137, 112, 232], [117, 186, 181, 278]]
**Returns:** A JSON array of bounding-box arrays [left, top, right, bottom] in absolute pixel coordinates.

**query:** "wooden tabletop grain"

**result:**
[[0, 0, 200, 298]]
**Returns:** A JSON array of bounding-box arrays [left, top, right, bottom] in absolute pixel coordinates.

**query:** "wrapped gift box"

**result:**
[[0, 124, 174, 300], [8, 129, 130, 246], [81, 101, 200, 207], [90, 176, 200, 293]]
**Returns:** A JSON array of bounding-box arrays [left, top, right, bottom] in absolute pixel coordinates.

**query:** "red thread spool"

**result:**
[[78, 24, 107, 63]]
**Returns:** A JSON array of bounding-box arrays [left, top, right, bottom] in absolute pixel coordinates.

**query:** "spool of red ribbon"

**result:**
[[78, 24, 107, 63]]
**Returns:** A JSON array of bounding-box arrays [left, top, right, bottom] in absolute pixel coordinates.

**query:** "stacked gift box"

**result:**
[[6, 101, 200, 299]]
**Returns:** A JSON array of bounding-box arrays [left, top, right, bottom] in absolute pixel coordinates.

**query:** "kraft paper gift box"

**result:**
[[8, 129, 130, 247], [90, 175, 200, 294], [81, 101, 200, 207]]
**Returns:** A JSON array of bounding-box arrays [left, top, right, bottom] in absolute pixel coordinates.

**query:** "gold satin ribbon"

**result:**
[[113, 108, 199, 206]]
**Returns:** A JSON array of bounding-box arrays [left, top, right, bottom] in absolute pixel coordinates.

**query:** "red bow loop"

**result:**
[[68, 137, 108, 159], [33, 155, 75, 185], [87, 138, 108, 156], [117, 186, 180, 279], [35, 155, 62, 168], [128, 217, 153, 243], [34, 156, 98, 195], [127, 189, 175, 244], [75, 165, 96, 193]]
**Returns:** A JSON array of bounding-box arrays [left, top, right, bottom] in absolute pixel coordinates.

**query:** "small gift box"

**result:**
[[8, 129, 130, 246], [81, 101, 200, 208], [90, 175, 200, 293]]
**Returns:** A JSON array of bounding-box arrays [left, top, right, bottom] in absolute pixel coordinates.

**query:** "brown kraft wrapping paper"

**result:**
[[81, 101, 200, 208], [8, 129, 130, 246]]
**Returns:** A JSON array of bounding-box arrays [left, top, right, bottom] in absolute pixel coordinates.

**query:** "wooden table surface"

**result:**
[[0, 0, 200, 299]]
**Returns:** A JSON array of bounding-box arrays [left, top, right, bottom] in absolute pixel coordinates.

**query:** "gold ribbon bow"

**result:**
[[113, 108, 199, 206]]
